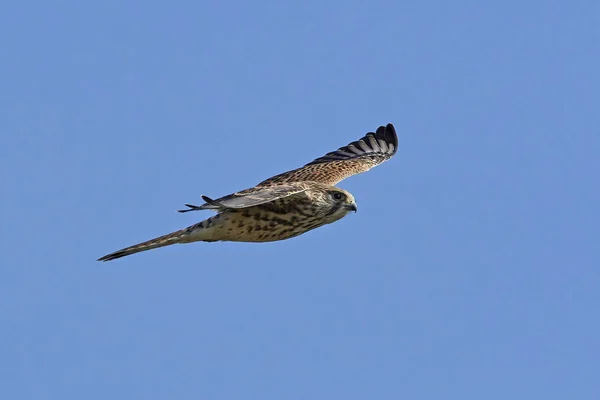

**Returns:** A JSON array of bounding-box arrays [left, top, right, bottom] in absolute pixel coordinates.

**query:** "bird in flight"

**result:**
[[98, 123, 398, 261]]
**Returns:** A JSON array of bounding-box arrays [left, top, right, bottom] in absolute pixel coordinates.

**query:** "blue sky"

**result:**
[[1, 0, 599, 398]]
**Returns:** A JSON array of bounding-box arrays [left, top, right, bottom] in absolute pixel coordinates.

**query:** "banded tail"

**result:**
[[97, 220, 209, 262]]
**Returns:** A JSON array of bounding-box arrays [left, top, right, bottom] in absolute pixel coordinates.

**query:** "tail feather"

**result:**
[[97, 221, 207, 262]]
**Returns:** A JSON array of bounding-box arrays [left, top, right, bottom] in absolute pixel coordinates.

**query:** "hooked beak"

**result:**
[[345, 203, 358, 213]]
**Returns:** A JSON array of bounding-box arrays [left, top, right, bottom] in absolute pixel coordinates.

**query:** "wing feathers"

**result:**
[[258, 123, 398, 186], [367, 135, 381, 152], [305, 123, 397, 165], [178, 183, 309, 212]]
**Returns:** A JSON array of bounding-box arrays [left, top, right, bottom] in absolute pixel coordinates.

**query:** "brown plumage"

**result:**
[[98, 123, 398, 261]]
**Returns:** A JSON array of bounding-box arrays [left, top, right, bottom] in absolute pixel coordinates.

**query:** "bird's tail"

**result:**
[[97, 220, 209, 262]]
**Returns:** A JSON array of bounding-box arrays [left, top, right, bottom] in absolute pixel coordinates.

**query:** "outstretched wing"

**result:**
[[258, 123, 398, 186], [178, 183, 309, 212]]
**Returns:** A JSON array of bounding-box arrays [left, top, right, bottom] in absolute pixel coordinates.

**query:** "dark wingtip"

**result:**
[[201, 195, 227, 209], [97, 252, 123, 262], [178, 203, 202, 213], [377, 123, 398, 155]]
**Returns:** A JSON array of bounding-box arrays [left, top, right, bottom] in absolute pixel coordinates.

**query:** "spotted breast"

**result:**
[[200, 195, 339, 242]]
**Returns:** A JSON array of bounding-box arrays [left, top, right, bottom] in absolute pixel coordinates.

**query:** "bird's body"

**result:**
[[98, 124, 397, 261], [201, 185, 357, 243]]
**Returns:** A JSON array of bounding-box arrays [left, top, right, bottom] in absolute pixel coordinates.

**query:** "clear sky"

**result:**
[[1, 0, 599, 399]]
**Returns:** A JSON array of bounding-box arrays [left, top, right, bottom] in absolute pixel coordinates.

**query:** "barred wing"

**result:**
[[258, 123, 398, 186]]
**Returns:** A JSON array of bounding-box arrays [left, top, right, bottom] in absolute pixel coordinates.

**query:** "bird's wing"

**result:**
[[178, 183, 309, 212], [257, 123, 398, 186]]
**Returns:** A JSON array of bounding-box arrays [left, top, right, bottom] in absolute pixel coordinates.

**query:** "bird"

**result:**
[[98, 123, 398, 261]]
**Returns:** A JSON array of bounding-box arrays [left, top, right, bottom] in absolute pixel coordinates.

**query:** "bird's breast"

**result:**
[[207, 201, 329, 242]]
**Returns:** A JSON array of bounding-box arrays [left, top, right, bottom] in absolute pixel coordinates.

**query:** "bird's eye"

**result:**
[[333, 192, 344, 200]]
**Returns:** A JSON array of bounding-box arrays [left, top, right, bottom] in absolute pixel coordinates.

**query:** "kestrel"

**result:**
[[98, 123, 398, 261]]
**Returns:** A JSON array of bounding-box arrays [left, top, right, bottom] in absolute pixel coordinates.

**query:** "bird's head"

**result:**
[[321, 187, 357, 220]]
